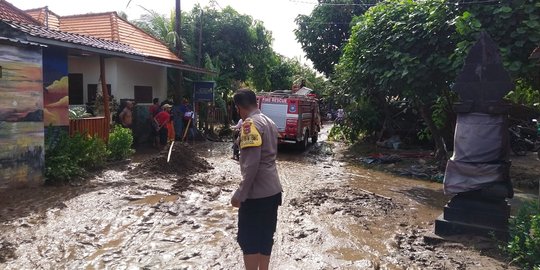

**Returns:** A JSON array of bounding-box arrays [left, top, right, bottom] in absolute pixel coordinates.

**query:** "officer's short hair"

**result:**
[[234, 89, 257, 108]]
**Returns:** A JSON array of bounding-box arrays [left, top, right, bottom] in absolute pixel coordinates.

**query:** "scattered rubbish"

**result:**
[[377, 135, 401, 149], [398, 165, 439, 180], [360, 153, 402, 164]]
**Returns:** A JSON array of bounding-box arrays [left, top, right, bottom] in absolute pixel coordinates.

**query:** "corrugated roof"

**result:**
[[59, 12, 181, 63], [1, 20, 143, 56], [0, 0, 39, 25]]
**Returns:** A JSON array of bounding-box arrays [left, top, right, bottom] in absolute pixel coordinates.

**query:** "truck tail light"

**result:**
[[286, 119, 297, 133]]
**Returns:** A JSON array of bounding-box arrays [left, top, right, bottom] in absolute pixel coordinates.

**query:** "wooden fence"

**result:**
[[69, 117, 109, 142]]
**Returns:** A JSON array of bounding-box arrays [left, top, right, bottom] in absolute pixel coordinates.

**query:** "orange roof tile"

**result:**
[[0, 0, 40, 25], [25, 7, 60, 30], [59, 12, 181, 63], [2, 20, 143, 57]]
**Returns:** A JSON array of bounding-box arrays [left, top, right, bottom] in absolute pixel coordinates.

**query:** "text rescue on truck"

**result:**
[[256, 87, 321, 150]]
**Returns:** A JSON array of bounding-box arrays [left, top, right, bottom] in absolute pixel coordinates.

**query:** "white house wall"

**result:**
[[68, 56, 167, 105], [115, 58, 167, 105]]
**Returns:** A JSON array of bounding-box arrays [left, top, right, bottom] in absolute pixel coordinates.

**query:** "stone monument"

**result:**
[[435, 32, 514, 239]]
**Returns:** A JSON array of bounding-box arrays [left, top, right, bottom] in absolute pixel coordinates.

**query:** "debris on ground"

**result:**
[[0, 241, 16, 263], [360, 153, 402, 164], [377, 135, 401, 149], [397, 164, 440, 180], [290, 187, 400, 219], [131, 143, 213, 178]]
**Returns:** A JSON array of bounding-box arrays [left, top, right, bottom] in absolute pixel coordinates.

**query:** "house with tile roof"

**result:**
[[22, 5, 210, 107], [0, 0, 210, 187]]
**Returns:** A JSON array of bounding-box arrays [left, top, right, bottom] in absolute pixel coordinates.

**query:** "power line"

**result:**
[[289, 0, 504, 6], [289, 0, 376, 6]]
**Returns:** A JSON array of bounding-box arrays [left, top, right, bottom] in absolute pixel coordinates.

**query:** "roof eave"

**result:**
[[141, 58, 217, 75], [25, 35, 145, 60]]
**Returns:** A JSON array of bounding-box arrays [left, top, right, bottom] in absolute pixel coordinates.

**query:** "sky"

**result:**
[[9, 0, 317, 65]]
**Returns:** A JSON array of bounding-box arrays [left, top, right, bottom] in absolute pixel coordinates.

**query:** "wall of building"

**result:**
[[43, 47, 69, 126], [115, 58, 167, 104], [68, 55, 116, 105], [0, 43, 44, 188], [67, 56, 166, 105]]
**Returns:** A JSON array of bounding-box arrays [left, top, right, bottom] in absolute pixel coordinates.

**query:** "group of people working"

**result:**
[[149, 98, 194, 148], [116, 97, 194, 149]]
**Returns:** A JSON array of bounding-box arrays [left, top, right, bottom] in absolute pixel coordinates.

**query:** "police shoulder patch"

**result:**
[[240, 118, 262, 149]]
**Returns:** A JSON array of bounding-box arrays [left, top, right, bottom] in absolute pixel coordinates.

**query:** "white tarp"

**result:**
[[451, 113, 509, 163], [443, 113, 510, 195], [443, 160, 507, 194]]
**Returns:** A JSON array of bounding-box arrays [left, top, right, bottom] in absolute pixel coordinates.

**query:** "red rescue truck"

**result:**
[[257, 87, 321, 149]]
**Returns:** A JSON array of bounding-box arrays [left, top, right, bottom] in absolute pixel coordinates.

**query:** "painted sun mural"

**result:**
[[0, 44, 44, 187]]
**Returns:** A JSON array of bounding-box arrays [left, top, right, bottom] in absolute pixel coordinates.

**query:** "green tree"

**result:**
[[133, 8, 195, 63], [295, 0, 378, 76], [133, 5, 324, 100], [453, 0, 540, 91], [337, 0, 458, 161], [249, 21, 276, 91]]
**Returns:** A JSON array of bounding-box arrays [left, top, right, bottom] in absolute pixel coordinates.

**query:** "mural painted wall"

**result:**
[[0, 44, 44, 188], [43, 47, 68, 126]]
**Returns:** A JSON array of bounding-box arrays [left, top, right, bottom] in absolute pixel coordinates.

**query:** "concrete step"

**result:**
[[435, 214, 509, 240], [443, 206, 509, 229]]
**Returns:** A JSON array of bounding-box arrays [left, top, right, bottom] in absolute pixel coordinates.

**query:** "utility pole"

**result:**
[[175, 0, 184, 99], [198, 9, 203, 68], [175, 0, 182, 57]]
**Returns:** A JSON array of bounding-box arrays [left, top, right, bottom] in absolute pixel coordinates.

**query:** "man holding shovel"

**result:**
[[153, 104, 172, 148], [231, 89, 283, 270]]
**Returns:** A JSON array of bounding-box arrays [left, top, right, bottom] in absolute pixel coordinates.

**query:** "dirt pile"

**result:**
[[132, 143, 213, 178], [289, 187, 400, 218]]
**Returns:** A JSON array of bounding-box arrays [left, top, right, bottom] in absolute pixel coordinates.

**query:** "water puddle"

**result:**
[[130, 194, 179, 205]]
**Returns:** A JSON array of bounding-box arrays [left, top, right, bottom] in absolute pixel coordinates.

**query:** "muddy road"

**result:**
[[0, 128, 521, 269]]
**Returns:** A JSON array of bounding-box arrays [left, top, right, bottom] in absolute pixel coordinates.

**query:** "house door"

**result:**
[[68, 73, 83, 105]]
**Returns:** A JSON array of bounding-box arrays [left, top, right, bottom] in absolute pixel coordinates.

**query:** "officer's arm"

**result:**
[[233, 145, 262, 202]]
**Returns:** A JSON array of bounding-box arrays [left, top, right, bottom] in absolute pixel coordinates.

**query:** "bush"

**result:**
[[45, 132, 83, 184], [108, 125, 135, 161], [45, 131, 109, 184], [505, 201, 540, 269], [69, 133, 109, 169], [328, 98, 381, 143]]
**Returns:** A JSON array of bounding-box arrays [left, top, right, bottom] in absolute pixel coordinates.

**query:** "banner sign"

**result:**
[[193, 81, 215, 102]]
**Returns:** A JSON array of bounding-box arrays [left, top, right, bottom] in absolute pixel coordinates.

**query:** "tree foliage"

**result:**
[[454, 0, 540, 93], [294, 0, 378, 76], [328, 0, 540, 159], [337, 0, 457, 159], [133, 5, 323, 95]]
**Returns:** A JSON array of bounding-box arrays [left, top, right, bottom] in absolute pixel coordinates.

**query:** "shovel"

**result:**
[[167, 141, 174, 163], [182, 118, 192, 142]]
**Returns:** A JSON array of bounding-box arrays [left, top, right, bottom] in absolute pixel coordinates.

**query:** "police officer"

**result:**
[[230, 89, 283, 270]]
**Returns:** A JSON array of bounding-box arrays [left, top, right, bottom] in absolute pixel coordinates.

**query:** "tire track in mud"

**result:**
[[272, 143, 402, 269]]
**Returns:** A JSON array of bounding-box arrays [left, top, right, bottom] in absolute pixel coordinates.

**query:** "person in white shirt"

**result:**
[[336, 108, 345, 124]]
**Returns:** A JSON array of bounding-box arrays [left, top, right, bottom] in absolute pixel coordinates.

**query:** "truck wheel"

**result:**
[[312, 132, 318, 143], [297, 130, 309, 150]]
